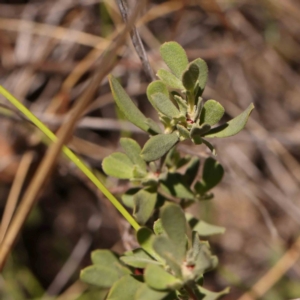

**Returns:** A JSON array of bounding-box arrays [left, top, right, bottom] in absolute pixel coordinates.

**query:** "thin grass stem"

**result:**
[[0, 86, 140, 231]]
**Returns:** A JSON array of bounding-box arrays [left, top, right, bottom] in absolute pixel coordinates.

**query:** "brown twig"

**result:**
[[0, 151, 34, 243], [117, 0, 155, 81], [237, 235, 300, 300]]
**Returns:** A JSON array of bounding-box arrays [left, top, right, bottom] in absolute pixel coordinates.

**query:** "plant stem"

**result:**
[[117, 0, 155, 81], [185, 285, 198, 300], [0, 86, 140, 231]]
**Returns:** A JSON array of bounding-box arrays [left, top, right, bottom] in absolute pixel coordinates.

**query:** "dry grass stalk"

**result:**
[[0, 151, 34, 243], [238, 236, 300, 299]]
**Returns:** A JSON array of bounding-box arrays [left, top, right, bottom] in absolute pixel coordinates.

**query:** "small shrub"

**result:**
[[80, 41, 254, 300]]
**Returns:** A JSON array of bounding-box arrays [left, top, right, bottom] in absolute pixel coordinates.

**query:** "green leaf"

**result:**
[[141, 176, 159, 188], [182, 63, 199, 91], [186, 233, 218, 278], [193, 97, 204, 122], [91, 250, 119, 266], [107, 275, 143, 300], [160, 42, 189, 78], [160, 203, 187, 260], [165, 146, 180, 168], [192, 58, 208, 96], [80, 265, 120, 288], [151, 93, 180, 118], [133, 188, 157, 225], [137, 227, 162, 262], [77, 290, 108, 300], [189, 123, 211, 145], [102, 152, 134, 179], [176, 124, 190, 140], [197, 286, 230, 300], [109, 75, 153, 133], [200, 100, 225, 126], [152, 235, 182, 277], [144, 265, 182, 291], [141, 133, 179, 162], [193, 221, 225, 237], [146, 118, 162, 134], [135, 284, 171, 300], [173, 95, 188, 116], [157, 69, 184, 90], [122, 187, 141, 209], [161, 173, 194, 200], [120, 248, 159, 268], [147, 80, 169, 97], [190, 123, 211, 138], [120, 138, 147, 171], [183, 157, 200, 186], [194, 157, 224, 195], [204, 103, 254, 138], [147, 80, 169, 110], [153, 219, 164, 235]]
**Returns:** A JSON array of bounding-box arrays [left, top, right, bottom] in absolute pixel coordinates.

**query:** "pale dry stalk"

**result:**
[[0, 151, 34, 243]]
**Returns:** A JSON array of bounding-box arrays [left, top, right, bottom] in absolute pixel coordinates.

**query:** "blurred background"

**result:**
[[0, 0, 300, 299]]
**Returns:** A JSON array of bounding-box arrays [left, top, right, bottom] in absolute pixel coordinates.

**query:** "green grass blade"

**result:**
[[0, 85, 140, 231]]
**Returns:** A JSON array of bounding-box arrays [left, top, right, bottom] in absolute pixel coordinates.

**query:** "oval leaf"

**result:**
[[80, 265, 120, 288], [190, 124, 211, 138], [135, 284, 170, 300], [144, 264, 182, 291], [200, 100, 225, 126], [190, 124, 211, 144], [182, 63, 199, 91], [153, 219, 164, 235], [160, 42, 189, 78], [194, 157, 224, 195], [161, 173, 194, 200], [122, 187, 141, 209], [151, 93, 180, 118], [102, 152, 134, 179], [133, 188, 157, 225], [109, 75, 156, 133], [157, 69, 184, 90], [120, 138, 147, 171], [147, 80, 169, 106], [136, 227, 162, 262], [193, 220, 225, 237], [173, 95, 188, 116], [160, 203, 187, 259], [145, 118, 162, 134], [141, 133, 179, 162], [152, 235, 182, 277], [192, 58, 208, 96], [107, 275, 143, 300], [176, 124, 190, 140], [204, 103, 254, 138], [120, 249, 159, 268], [183, 157, 200, 186], [91, 250, 119, 266]]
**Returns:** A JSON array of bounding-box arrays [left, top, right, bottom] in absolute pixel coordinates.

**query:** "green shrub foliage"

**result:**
[[81, 42, 254, 299]]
